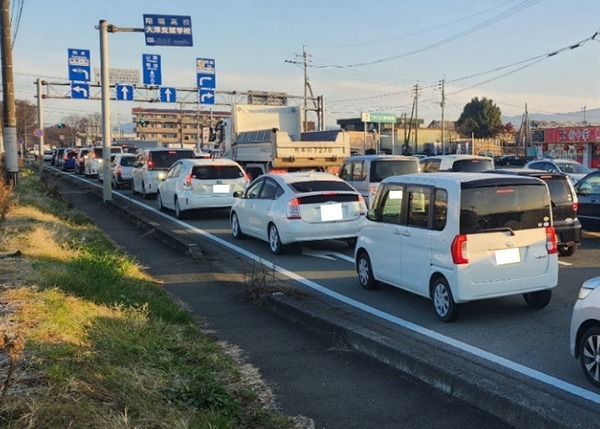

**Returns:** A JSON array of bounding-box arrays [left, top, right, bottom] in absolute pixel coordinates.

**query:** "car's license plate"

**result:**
[[495, 248, 521, 265], [320, 203, 343, 221], [213, 185, 229, 193]]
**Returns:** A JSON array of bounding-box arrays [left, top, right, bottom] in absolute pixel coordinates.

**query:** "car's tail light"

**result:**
[[183, 174, 193, 190], [573, 202, 578, 212], [243, 172, 250, 182], [451, 234, 468, 264], [286, 198, 301, 219], [116, 166, 122, 176], [358, 195, 366, 215], [546, 226, 557, 254], [369, 185, 378, 197], [148, 160, 154, 169]]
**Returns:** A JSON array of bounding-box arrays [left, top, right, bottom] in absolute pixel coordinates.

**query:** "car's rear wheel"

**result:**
[[579, 326, 600, 388], [432, 277, 459, 322], [175, 198, 185, 219], [231, 212, 245, 239], [558, 244, 576, 256], [356, 251, 378, 290], [141, 182, 149, 199], [268, 223, 284, 254], [523, 290, 552, 309]]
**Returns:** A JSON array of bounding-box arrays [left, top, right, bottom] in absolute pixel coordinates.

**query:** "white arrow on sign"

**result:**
[[199, 76, 213, 86], [73, 68, 89, 80], [120, 85, 130, 99], [200, 92, 214, 103], [72, 85, 88, 97], [163, 88, 172, 102]]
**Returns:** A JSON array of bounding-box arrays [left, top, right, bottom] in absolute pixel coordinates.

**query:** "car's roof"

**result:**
[[342, 154, 418, 161], [420, 154, 493, 161], [179, 158, 241, 166], [268, 171, 343, 184], [143, 147, 194, 152], [487, 168, 569, 178], [381, 171, 545, 186]]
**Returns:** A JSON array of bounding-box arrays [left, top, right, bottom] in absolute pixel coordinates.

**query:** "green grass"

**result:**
[[0, 170, 295, 429]]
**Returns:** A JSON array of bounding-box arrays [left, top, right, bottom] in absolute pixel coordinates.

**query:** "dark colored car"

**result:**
[[61, 149, 78, 172], [488, 168, 582, 256], [574, 170, 600, 232]]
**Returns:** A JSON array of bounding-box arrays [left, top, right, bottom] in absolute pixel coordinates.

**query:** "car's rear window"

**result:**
[[289, 180, 356, 193], [369, 160, 418, 182], [192, 165, 243, 180], [451, 159, 494, 172], [541, 177, 573, 204], [149, 151, 194, 169], [460, 184, 550, 234], [120, 156, 136, 167]]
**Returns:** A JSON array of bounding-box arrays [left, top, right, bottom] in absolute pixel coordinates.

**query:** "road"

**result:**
[[55, 167, 600, 425]]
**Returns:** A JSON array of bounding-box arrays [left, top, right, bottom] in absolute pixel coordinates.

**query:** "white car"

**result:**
[[525, 158, 591, 185], [131, 148, 195, 199], [355, 172, 558, 322], [157, 158, 249, 218], [84, 145, 123, 177], [230, 172, 367, 254], [570, 276, 600, 388], [98, 153, 137, 189]]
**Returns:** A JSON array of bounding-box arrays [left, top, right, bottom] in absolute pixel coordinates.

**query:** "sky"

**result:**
[[9, 0, 600, 128]]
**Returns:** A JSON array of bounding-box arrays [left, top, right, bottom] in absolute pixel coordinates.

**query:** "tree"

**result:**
[[456, 97, 504, 138]]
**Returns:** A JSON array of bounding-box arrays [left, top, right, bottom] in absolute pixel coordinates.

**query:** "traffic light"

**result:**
[[57, 122, 65, 128]]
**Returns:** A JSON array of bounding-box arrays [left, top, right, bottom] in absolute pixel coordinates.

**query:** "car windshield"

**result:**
[[460, 184, 550, 234], [451, 159, 494, 172], [369, 160, 418, 182], [555, 161, 588, 174], [191, 165, 243, 180], [289, 180, 356, 193]]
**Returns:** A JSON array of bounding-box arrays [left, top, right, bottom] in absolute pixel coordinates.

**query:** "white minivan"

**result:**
[[354, 172, 558, 322]]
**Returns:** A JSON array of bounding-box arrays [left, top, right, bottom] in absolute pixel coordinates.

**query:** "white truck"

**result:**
[[221, 104, 350, 179]]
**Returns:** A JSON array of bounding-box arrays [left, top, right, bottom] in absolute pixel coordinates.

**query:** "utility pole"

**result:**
[[582, 105, 587, 125], [1, 0, 18, 185], [414, 84, 419, 155], [36, 78, 45, 164], [285, 46, 315, 132], [440, 79, 446, 154]]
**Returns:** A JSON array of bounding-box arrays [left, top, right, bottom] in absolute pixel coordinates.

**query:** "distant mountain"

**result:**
[[502, 108, 600, 127]]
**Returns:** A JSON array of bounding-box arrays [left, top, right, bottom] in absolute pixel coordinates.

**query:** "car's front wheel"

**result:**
[[356, 251, 378, 290], [156, 192, 165, 212], [268, 223, 284, 254], [579, 326, 600, 388], [432, 277, 459, 322], [231, 212, 245, 239], [523, 290, 552, 309]]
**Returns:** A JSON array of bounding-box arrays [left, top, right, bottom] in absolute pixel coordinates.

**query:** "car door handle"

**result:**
[[393, 228, 411, 237]]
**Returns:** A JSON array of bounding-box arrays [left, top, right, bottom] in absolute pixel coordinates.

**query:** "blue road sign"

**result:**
[[143, 14, 193, 47], [116, 84, 134, 101], [196, 58, 216, 89], [142, 54, 162, 86], [71, 83, 90, 99], [198, 88, 215, 105], [159, 87, 177, 103], [68, 49, 91, 82]]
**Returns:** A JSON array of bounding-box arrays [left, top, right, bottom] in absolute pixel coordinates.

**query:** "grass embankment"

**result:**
[[0, 169, 297, 428]]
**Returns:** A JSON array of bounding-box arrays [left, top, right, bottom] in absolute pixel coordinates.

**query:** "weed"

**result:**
[[0, 332, 25, 406], [0, 178, 15, 226]]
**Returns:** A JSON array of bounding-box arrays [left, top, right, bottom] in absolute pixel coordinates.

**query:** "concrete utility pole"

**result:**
[[440, 79, 446, 154], [414, 84, 419, 155], [0, 0, 18, 185]]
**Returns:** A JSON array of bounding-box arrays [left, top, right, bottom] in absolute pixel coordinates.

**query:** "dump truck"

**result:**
[[220, 104, 350, 179]]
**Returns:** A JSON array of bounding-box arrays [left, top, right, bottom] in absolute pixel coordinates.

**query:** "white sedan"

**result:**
[[230, 172, 367, 254], [157, 158, 249, 219]]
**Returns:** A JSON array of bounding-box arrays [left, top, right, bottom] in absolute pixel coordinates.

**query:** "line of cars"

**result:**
[[48, 148, 600, 386]]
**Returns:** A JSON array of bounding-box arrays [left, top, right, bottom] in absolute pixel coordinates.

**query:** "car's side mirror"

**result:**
[[366, 208, 380, 221], [233, 191, 244, 198]]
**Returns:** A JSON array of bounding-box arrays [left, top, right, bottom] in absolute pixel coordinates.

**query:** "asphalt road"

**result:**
[[43, 169, 514, 428]]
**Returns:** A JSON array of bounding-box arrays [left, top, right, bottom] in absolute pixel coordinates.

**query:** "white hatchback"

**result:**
[[355, 172, 558, 322], [230, 172, 367, 254], [157, 158, 249, 219]]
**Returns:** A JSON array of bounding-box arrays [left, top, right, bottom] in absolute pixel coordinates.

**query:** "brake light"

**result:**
[[369, 185, 378, 196], [451, 234, 468, 264], [243, 172, 250, 182], [287, 198, 301, 219], [270, 169, 286, 175], [546, 226, 557, 254], [183, 174, 193, 190], [358, 195, 366, 215], [573, 202, 578, 212], [148, 160, 154, 169], [116, 166, 122, 176]]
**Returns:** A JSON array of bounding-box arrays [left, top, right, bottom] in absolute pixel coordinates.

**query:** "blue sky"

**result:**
[[11, 0, 600, 126]]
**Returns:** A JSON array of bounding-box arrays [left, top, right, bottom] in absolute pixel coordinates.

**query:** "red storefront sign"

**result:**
[[544, 126, 600, 143]]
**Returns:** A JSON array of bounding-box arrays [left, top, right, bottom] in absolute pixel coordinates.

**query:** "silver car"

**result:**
[[570, 276, 600, 387]]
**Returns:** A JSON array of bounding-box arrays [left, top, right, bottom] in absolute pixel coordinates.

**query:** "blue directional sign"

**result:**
[[196, 58, 216, 89], [116, 84, 134, 101], [68, 49, 91, 82], [159, 87, 177, 103], [71, 83, 90, 99], [143, 14, 193, 47], [142, 54, 162, 86], [198, 88, 215, 105]]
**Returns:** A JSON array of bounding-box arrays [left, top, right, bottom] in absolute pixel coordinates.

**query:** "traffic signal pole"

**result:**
[[0, 0, 18, 185], [98, 19, 112, 202]]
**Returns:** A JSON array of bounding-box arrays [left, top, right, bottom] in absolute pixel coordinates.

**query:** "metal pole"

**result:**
[[36, 78, 45, 166], [440, 79, 445, 155], [1, 0, 18, 185], [303, 46, 307, 132], [99, 19, 112, 202]]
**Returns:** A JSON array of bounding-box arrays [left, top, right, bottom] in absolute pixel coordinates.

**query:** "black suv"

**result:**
[[488, 168, 582, 256]]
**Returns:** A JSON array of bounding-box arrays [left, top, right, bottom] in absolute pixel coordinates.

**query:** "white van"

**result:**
[[420, 154, 494, 173], [354, 172, 558, 322], [131, 148, 195, 199], [339, 155, 419, 207]]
